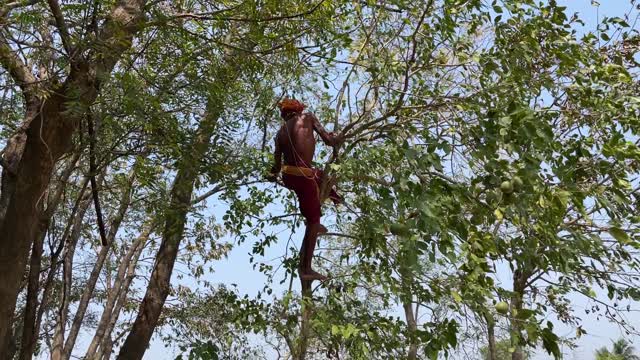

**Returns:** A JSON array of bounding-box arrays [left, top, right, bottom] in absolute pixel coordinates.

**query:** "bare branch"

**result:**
[[46, 0, 72, 55], [162, 0, 327, 23], [0, 32, 38, 99], [0, 0, 37, 18]]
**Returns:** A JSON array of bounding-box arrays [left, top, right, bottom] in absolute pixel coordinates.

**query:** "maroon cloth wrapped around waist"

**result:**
[[281, 165, 341, 224], [282, 169, 322, 224]]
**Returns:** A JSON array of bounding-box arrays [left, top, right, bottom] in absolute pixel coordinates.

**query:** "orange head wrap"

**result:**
[[277, 98, 306, 116]]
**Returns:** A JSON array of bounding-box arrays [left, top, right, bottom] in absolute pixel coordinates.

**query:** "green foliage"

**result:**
[[596, 339, 640, 360], [480, 339, 532, 360], [2, 0, 640, 358], [175, 341, 219, 360]]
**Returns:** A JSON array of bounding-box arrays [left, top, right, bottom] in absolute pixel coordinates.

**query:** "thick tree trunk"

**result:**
[[0, 0, 146, 354], [19, 223, 47, 360], [19, 150, 81, 359], [0, 98, 69, 356], [117, 103, 223, 359]]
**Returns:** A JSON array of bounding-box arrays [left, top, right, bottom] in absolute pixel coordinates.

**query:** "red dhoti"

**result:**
[[281, 165, 341, 225]]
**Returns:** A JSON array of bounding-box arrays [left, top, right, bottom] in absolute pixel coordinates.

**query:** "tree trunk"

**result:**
[[0, 98, 69, 356], [62, 167, 138, 359], [84, 222, 152, 359], [96, 235, 147, 360], [403, 301, 418, 360], [482, 308, 496, 360], [19, 223, 47, 360], [19, 151, 80, 360], [511, 268, 530, 360], [117, 102, 224, 359], [0, 0, 146, 355], [296, 281, 313, 360]]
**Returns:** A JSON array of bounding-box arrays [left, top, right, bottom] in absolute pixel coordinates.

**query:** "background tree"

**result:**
[[596, 339, 640, 360]]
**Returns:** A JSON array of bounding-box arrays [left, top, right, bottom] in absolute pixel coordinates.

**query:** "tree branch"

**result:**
[[87, 112, 108, 246], [0, 32, 38, 99], [165, 0, 327, 23], [0, 0, 38, 18], [46, 0, 72, 55], [341, 1, 433, 138]]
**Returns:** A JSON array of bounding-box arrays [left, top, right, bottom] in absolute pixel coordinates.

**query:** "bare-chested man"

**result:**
[[268, 99, 341, 282]]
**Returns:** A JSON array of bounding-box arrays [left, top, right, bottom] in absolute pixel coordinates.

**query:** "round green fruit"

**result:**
[[500, 180, 513, 194], [389, 223, 409, 236], [512, 176, 524, 190], [495, 301, 509, 314]]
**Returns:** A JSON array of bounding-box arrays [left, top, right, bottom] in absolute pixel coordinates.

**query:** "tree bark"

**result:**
[[0, 98, 68, 357], [19, 222, 47, 360], [511, 268, 530, 360], [116, 101, 224, 359], [62, 167, 138, 359], [84, 222, 152, 359], [0, 0, 147, 355], [481, 308, 497, 360], [403, 301, 418, 360], [20, 149, 81, 358]]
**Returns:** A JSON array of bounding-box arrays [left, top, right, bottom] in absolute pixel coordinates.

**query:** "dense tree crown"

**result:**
[[1, 0, 639, 359]]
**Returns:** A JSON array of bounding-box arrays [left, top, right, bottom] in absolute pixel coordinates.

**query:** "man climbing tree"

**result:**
[[269, 98, 341, 282]]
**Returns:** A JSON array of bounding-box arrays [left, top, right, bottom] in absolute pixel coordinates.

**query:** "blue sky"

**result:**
[[134, 1, 640, 359]]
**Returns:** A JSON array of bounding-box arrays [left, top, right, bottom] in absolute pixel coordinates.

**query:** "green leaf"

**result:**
[[609, 227, 630, 244], [451, 290, 462, 303]]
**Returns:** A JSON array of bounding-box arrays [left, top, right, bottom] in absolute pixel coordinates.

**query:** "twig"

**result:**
[[87, 112, 108, 246]]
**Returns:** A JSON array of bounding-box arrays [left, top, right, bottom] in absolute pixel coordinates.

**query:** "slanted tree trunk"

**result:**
[[61, 166, 138, 360], [51, 177, 98, 360], [84, 222, 152, 359], [116, 100, 225, 359], [0, 1, 147, 355]]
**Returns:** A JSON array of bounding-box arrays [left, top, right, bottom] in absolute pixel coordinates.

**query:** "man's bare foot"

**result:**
[[299, 269, 328, 282]]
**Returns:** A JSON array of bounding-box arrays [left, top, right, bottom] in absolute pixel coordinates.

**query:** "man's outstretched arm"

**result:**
[[309, 113, 338, 146]]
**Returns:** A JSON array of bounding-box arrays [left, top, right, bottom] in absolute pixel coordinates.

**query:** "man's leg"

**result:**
[[287, 174, 327, 282], [298, 222, 327, 281]]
